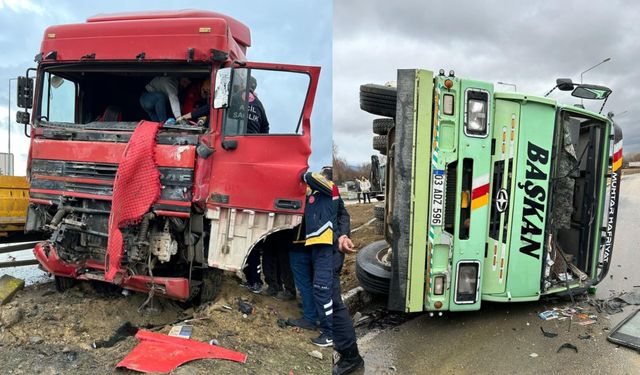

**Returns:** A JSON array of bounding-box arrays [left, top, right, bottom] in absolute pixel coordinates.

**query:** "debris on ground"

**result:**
[[578, 319, 596, 326], [529, 352, 539, 358], [237, 299, 255, 315], [538, 310, 559, 320], [352, 311, 372, 327], [557, 343, 578, 353], [116, 329, 247, 373], [590, 290, 640, 314], [540, 327, 558, 338], [0, 274, 25, 305], [361, 307, 411, 331], [0, 277, 332, 373], [168, 325, 193, 339], [308, 350, 323, 360]]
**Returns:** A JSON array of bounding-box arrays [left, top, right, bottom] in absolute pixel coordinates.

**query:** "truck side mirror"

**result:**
[[213, 68, 232, 109], [17, 76, 34, 109], [16, 111, 30, 125], [556, 78, 575, 91]]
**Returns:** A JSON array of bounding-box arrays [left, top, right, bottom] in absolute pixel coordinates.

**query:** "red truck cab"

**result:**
[[15, 10, 320, 301]]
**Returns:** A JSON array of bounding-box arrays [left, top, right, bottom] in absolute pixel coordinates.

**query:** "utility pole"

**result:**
[[580, 57, 611, 105]]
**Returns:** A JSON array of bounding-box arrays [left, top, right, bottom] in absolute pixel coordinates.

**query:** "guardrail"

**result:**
[[0, 241, 40, 269]]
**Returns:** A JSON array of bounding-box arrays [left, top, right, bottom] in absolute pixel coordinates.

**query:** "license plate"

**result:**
[[430, 170, 445, 226]]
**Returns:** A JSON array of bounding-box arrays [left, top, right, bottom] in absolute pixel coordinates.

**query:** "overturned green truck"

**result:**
[[357, 69, 622, 313]]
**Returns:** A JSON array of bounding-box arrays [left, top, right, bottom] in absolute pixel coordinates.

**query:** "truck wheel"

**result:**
[[356, 240, 391, 295], [373, 135, 388, 155], [199, 268, 223, 304], [360, 84, 397, 117], [374, 204, 385, 220], [54, 276, 75, 292], [373, 118, 394, 135]]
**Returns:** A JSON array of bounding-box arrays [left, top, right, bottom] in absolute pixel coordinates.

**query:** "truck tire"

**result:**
[[374, 204, 385, 220], [373, 135, 388, 155], [356, 240, 391, 295], [54, 276, 75, 292], [373, 118, 394, 135], [199, 268, 223, 304], [375, 220, 384, 235], [360, 84, 397, 117]]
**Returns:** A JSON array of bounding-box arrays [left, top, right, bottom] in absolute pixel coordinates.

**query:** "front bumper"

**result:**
[[33, 241, 190, 301]]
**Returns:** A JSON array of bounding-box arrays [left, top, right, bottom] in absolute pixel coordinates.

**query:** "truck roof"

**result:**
[[40, 10, 250, 63]]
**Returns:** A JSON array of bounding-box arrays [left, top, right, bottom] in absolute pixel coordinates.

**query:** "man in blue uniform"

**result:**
[[296, 170, 339, 347]]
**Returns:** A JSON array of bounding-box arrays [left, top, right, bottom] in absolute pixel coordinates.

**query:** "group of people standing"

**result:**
[[356, 176, 372, 204]]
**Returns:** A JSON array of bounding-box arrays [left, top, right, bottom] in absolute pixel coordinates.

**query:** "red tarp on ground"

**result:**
[[105, 121, 161, 281], [116, 329, 247, 373]]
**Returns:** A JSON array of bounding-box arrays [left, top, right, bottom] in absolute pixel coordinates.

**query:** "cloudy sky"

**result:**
[[0, 0, 332, 175], [334, 0, 638, 165]]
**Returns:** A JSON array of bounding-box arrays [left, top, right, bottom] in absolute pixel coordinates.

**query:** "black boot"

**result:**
[[333, 343, 364, 375]]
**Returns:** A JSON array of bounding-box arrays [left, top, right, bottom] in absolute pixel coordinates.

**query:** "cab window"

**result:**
[[40, 73, 76, 123], [224, 68, 310, 136]]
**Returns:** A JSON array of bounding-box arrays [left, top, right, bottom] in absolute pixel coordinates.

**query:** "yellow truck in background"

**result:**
[[0, 176, 29, 238]]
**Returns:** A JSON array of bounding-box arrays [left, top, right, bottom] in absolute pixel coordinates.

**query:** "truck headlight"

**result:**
[[454, 262, 480, 304], [434, 275, 445, 295], [464, 89, 489, 137]]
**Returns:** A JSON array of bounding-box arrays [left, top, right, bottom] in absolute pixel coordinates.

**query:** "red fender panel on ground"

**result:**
[[116, 330, 247, 373]]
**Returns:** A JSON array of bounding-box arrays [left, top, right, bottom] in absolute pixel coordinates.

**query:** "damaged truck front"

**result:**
[[15, 10, 319, 302], [357, 70, 622, 313]]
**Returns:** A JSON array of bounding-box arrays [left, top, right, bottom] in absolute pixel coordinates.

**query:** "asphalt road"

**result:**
[[355, 173, 640, 375]]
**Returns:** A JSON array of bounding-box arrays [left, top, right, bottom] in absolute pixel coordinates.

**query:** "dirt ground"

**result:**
[[341, 203, 384, 292], [0, 276, 333, 374], [0, 203, 377, 375]]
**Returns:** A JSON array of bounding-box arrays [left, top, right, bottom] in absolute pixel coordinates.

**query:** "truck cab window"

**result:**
[[40, 73, 76, 123], [224, 68, 310, 136]]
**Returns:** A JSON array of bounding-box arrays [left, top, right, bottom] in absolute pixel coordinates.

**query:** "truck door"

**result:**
[[208, 63, 320, 214]]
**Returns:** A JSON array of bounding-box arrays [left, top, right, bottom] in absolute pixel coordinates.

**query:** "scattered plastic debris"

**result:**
[[308, 350, 323, 360], [168, 325, 193, 339], [540, 327, 558, 338], [237, 299, 255, 315], [557, 343, 578, 353], [590, 290, 640, 315], [529, 353, 538, 358], [538, 310, 559, 320]]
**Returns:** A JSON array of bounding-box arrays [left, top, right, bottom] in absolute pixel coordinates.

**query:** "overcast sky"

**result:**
[[334, 0, 638, 166], [0, 0, 332, 175]]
